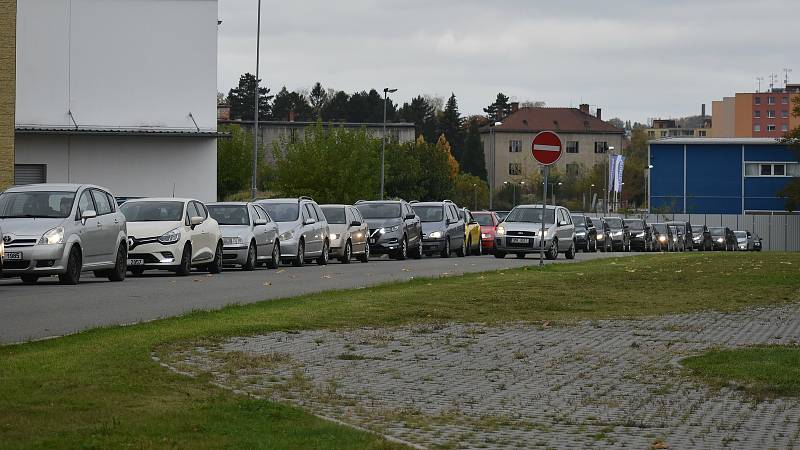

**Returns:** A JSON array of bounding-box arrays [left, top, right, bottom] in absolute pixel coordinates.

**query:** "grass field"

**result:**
[[1, 252, 799, 449]]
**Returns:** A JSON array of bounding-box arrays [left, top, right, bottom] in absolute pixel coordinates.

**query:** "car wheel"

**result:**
[[395, 236, 408, 261], [494, 250, 506, 259], [565, 241, 576, 260], [58, 246, 82, 285], [243, 242, 256, 271], [358, 242, 370, 263], [545, 239, 558, 260], [341, 240, 352, 264], [516, 252, 525, 259], [21, 274, 39, 284], [108, 242, 127, 282], [208, 242, 224, 274], [599, 241, 605, 252], [292, 240, 305, 267], [175, 244, 192, 276], [456, 237, 466, 257], [267, 240, 280, 269], [317, 240, 329, 265], [440, 238, 451, 258], [476, 239, 483, 256], [409, 241, 422, 259]]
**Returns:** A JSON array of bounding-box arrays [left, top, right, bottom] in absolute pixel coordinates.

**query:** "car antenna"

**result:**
[[172, 183, 176, 198]]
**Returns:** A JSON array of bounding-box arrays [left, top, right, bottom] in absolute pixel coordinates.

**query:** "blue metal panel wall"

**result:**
[[685, 144, 742, 214], [744, 144, 796, 162], [744, 177, 794, 211], [649, 144, 684, 213]]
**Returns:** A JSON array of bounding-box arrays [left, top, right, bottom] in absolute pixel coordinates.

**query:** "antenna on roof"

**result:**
[[769, 73, 778, 91], [756, 76, 763, 92], [783, 67, 793, 87], [172, 183, 176, 198]]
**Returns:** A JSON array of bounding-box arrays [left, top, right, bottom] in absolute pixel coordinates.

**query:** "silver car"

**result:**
[[320, 204, 370, 263], [734, 230, 754, 251], [0, 183, 128, 284], [256, 197, 330, 267], [0, 225, 4, 275], [494, 204, 576, 260], [207, 202, 280, 270]]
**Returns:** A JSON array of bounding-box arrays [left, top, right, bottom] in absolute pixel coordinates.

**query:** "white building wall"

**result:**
[[15, 135, 217, 202]]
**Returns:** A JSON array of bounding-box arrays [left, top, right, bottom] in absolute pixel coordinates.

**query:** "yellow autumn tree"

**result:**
[[436, 134, 460, 179]]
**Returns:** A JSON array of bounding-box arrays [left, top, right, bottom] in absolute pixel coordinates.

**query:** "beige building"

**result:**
[[645, 118, 711, 139], [0, 0, 15, 191], [711, 97, 736, 137], [481, 104, 625, 189]]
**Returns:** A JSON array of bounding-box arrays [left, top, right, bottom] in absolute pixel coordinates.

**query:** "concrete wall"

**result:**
[[14, 135, 217, 201], [16, 0, 218, 130], [711, 97, 735, 137], [0, 0, 14, 190]]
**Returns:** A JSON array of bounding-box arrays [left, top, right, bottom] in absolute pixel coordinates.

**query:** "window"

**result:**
[[91, 190, 113, 215], [660, 130, 667, 137], [747, 163, 799, 177], [768, 97, 776, 105], [304, 203, 317, 221], [566, 163, 580, 176], [195, 202, 208, 219], [753, 124, 761, 132], [761, 164, 772, 175], [254, 205, 272, 222], [594, 142, 608, 153], [782, 124, 789, 132], [754, 110, 761, 118], [566, 141, 579, 153], [783, 110, 790, 118], [754, 97, 761, 105], [648, 130, 655, 138], [698, 130, 707, 137], [768, 110, 776, 118], [188, 202, 203, 220], [774, 164, 785, 176], [782, 96, 789, 105], [77, 190, 96, 218], [13, 164, 46, 185], [767, 124, 776, 132], [508, 163, 522, 175], [508, 140, 522, 153]]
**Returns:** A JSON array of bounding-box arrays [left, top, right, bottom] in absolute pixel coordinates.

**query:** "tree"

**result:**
[[227, 73, 272, 121], [217, 124, 270, 199], [271, 122, 380, 203], [778, 96, 800, 211], [437, 93, 464, 161], [309, 82, 328, 119], [484, 93, 512, 122], [450, 173, 489, 210], [271, 87, 312, 121], [384, 136, 456, 202], [323, 91, 350, 121], [460, 117, 487, 180], [398, 96, 437, 143], [436, 134, 460, 179], [607, 117, 625, 129]]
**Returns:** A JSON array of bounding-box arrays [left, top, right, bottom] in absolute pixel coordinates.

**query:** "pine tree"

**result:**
[[484, 93, 512, 122], [437, 93, 464, 162], [227, 73, 272, 121], [460, 119, 488, 180], [309, 82, 328, 119], [398, 96, 437, 142]]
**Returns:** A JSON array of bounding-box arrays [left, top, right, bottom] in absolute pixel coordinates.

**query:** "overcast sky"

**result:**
[[217, 0, 797, 123]]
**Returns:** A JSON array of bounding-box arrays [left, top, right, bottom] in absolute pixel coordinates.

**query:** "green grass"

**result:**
[[683, 346, 800, 398], [1, 252, 799, 449]]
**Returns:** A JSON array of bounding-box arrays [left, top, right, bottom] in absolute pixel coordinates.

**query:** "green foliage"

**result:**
[[217, 125, 271, 200], [438, 93, 464, 161], [271, 122, 381, 204], [484, 93, 512, 122], [271, 86, 313, 121], [620, 128, 649, 208], [460, 117, 488, 180], [778, 96, 800, 212], [384, 136, 457, 201], [450, 173, 489, 210], [226, 73, 272, 121], [778, 179, 800, 212], [398, 96, 438, 142]]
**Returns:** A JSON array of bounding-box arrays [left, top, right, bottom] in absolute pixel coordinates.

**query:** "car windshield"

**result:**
[[571, 215, 586, 226], [652, 224, 668, 233], [735, 231, 747, 238], [414, 205, 444, 222], [121, 201, 184, 222], [708, 227, 725, 235], [357, 203, 401, 219], [604, 217, 623, 228], [624, 220, 644, 230], [259, 203, 299, 222], [207, 205, 249, 226], [320, 206, 346, 224], [0, 191, 76, 219], [473, 214, 494, 226], [692, 225, 705, 233], [505, 208, 556, 224]]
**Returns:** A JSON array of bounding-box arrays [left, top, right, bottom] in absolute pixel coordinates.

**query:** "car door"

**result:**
[[188, 202, 211, 261], [75, 189, 103, 265], [350, 207, 368, 253], [403, 203, 421, 247], [89, 189, 119, 265], [302, 203, 321, 254], [556, 209, 571, 251], [252, 204, 273, 255]]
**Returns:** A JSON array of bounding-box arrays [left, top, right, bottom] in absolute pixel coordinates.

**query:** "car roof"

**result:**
[[320, 204, 348, 208], [356, 200, 402, 204], [413, 201, 449, 206], [257, 198, 311, 203], [4, 183, 104, 193], [206, 202, 249, 206], [515, 204, 557, 209], [123, 197, 194, 203]]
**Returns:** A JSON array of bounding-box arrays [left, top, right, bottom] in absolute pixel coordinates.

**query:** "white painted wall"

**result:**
[[15, 135, 218, 202], [16, 0, 218, 130]]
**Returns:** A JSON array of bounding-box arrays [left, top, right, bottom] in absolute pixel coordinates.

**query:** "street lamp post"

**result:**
[[646, 164, 653, 214], [549, 181, 563, 205], [380, 87, 397, 200], [488, 121, 502, 210], [589, 183, 595, 212], [472, 183, 477, 210], [606, 145, 615, 214], [251, 0, 262, 201]]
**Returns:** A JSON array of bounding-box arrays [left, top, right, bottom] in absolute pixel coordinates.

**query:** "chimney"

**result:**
[[701, 103, 706, 118], [595, 108, 602, 120], [579, 103, 590, 113], [510, 102, 519, 113]]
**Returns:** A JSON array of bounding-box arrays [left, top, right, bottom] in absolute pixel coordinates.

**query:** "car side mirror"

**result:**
[[304, 218, 316, 225], [350, 220, 361, 227], [253, 218, 267, 226], [445, 218, 452, 225], [558, 220, 567, 226], [80, 210, 97, 224], [190, 216, 203, 228], [469, 219, 477, 225], [405, 213, 415, 220]]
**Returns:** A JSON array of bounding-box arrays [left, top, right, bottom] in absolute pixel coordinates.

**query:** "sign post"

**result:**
[[531, 131, 564, 267]]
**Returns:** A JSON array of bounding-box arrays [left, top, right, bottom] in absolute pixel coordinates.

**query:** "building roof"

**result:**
[[649, 137, 783, 145], [219, 120, 416, 128], [481, 107, 624, 134], [15, 125, 225, 138]]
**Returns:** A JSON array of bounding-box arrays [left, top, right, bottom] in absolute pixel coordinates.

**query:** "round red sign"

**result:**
[[531, 131, 563, 166]]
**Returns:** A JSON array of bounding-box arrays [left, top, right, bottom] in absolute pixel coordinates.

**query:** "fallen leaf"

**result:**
[[276, 269, 285, 274], [401, 268, 412, 272], [263, 282, 272, 286], [322, 274, 332, 279]]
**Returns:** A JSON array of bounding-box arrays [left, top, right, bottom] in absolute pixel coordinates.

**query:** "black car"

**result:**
[[708, 226, 736, 251], [594, 217, 613, 252], [667, 221, 693, 252], [413, 200, 466, 257], [356, 200, 423, 259], [602, 217, 630, 252], [650, 223, 674, 251], [624, 218, 651, 252], [571, 213, 598, 252], [753, 233, 763, 251], [690, 224, 713, 251]]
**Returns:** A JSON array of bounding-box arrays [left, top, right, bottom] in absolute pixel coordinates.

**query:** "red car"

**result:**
[[471, 211, 500, 254]]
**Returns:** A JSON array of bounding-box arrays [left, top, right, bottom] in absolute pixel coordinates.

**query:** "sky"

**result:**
[[217, 0, 798, 123]]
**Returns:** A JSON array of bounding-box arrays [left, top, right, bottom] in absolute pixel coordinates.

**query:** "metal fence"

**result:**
[[587, 213, 800, 252]]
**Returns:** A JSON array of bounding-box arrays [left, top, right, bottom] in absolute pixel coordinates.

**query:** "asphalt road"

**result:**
[[0, 251, 638, 344]]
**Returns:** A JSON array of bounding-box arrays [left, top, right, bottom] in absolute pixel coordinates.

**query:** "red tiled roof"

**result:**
[[489, 107, 623, 134]]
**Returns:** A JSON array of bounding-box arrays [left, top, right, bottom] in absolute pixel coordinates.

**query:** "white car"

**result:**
[[120, 198, 223, 276], [206, 202, 281, 270]]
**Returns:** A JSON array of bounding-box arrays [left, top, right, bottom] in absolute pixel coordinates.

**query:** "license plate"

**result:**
[[370, 238, 377, 244], [510, 238, 529, 244], [6, 252, 22, 260], [127, 258, 144, 266]]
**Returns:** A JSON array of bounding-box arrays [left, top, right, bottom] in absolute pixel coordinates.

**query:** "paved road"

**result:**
[[0, 251, 637, 344]]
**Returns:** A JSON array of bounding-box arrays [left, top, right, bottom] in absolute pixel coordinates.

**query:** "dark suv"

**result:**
[[708, 226, 736, 251], [413, 200, 466, 257], [624, 218, 651, 251], [690, 224, 712, 251], [570, 213, 598, 252], [602, 217, 630, 252], [651, 223, 674, 251], [594, 217, 613, 252], [667, 221, 693, 252], [355, 200, 422, 260]]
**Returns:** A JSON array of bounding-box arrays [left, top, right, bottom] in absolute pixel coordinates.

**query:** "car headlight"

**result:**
[[159, 227, 181, 244], [0, 240, 4, 258], [658, 235, 666, 242], [636, 232, 645, 237], [429, 231, 443, 239], [575, 231, 586, 237], [329, 233, 339, 241], [612, 231, 622, 236], [223, 236, 244, 246], [716, 237, 724, 243], [39, 226, 65, 245], [597, 234, 605, 240], [379, 225, 400, 234], [280, 230, 294, 240], [496, 226, 505, 236]]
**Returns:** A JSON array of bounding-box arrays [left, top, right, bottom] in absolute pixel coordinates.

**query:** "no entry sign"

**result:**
[[531, 131, 563, 166]]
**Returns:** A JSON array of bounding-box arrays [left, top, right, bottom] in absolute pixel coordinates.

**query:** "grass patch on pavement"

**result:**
[[683, 346, 800, 399], [1, 252, 799, 448]]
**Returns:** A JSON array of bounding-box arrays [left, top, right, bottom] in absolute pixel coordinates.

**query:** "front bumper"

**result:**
[[128, 241, 182, 269], [369, 231, 403, 254], [222, 245, 249, 265], [422, 238, 446, 253], [495, 236, 551, 253], [1, 243, 70, 276]]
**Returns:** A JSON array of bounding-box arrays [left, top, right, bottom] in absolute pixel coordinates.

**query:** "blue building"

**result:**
[[649, 138, 799, 214]]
